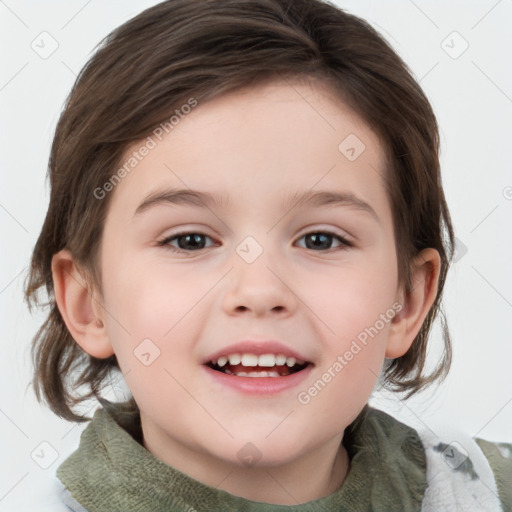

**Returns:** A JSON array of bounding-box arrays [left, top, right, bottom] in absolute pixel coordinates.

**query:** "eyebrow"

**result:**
[[134, 188, 227, 217], [133, 187, 379, 222], [283, 189, 379, 222]]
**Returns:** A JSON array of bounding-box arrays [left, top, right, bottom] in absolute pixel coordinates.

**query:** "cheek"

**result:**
[[100, 257, 210, 385], [309, 259, 398, 333], [102, 253, 205, 337], [99, 263, 203, 418], [305, 260, 398, 391]]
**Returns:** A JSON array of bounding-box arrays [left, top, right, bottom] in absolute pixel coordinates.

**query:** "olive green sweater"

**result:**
[[55, 403, 511, 511]]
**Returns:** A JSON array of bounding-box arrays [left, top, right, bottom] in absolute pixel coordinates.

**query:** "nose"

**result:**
[[222, 252, 297, 318]]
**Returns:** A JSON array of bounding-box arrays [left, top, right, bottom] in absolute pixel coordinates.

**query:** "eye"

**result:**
[[295, 230, 352, 251], [157, 232, 216, 253], [157, 229, 352, 254]]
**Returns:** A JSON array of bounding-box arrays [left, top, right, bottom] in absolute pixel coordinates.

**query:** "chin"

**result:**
[[216, 435, 308, 469]]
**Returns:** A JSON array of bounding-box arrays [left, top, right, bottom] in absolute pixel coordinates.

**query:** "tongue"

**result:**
[[227, 363, 292, 376]]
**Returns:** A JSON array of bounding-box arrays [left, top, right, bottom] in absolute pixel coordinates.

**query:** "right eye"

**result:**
[[157, 232, 217, 253]]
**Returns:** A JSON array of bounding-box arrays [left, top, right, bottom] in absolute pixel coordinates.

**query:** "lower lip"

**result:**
[[203, 364, 313, 395]]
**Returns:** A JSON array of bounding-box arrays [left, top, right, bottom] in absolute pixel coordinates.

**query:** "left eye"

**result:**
[[157, 230, 351, 253], [296, 231, 352, 251]]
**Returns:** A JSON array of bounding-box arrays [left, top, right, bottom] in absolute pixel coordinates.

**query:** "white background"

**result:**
[[1, 1, 511, 510]]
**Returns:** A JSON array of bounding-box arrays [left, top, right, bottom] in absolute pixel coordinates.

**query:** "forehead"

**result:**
[[106, 78, 390, 224]]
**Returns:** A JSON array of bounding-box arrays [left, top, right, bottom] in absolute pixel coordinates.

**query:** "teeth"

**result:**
[[241, 354, 259, 366], [228, 354, 241, 365], [258, 354, 276, 367], [275, 354, 287, 365], [224, 368, 281, 377], [212, 353, 304, 368]]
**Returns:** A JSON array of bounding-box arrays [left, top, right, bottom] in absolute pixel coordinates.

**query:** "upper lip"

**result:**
[[202, 340, 312, 365]]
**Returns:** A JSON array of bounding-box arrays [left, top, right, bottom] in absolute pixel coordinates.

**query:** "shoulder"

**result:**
[[53, 476, 90, 512], [414, 422, 510, 511], [475, 437, 512, 510]]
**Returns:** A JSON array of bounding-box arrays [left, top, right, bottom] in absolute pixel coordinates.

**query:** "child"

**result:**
[[24, 0, 511, 510]]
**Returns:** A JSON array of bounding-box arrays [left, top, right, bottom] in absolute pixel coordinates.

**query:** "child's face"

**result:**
[[96, 79, 405, 479]]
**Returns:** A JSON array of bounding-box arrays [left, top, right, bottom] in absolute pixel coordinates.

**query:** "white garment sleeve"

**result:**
[[417, 425, 503, 512]]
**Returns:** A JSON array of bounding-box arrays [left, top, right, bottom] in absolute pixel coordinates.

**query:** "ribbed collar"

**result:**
[[57, 403, 426, 511]]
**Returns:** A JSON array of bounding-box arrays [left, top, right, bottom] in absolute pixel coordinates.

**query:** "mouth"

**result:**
[[205, 353, 311, 377]]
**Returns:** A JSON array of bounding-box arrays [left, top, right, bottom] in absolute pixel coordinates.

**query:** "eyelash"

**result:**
[[156, 230, 352, 254]]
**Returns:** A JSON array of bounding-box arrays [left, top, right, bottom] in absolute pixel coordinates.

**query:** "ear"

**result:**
[[51, 249, 115, 359], [385, 248, 441, 358]]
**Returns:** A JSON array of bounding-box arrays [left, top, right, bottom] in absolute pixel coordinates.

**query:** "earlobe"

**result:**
[[385, 248, 441, 359], [51, 249, 115, 359]]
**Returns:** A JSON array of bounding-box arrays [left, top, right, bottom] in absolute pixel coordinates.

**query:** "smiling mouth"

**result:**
[[205, 354, 310, 377]]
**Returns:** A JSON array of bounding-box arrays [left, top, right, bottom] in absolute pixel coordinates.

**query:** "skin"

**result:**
[[52, 77, 440, 505]]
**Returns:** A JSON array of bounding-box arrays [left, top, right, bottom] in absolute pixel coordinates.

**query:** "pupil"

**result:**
[[179, 234, 205, 250], [306, 233, 332, 250]]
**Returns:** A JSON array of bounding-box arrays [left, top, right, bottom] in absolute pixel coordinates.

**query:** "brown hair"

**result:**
[[24, 0, 454, 422]]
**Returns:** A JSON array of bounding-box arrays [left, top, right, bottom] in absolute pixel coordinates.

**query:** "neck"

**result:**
[[217, 437, 350, 504], [142, 420, 350, 505]]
